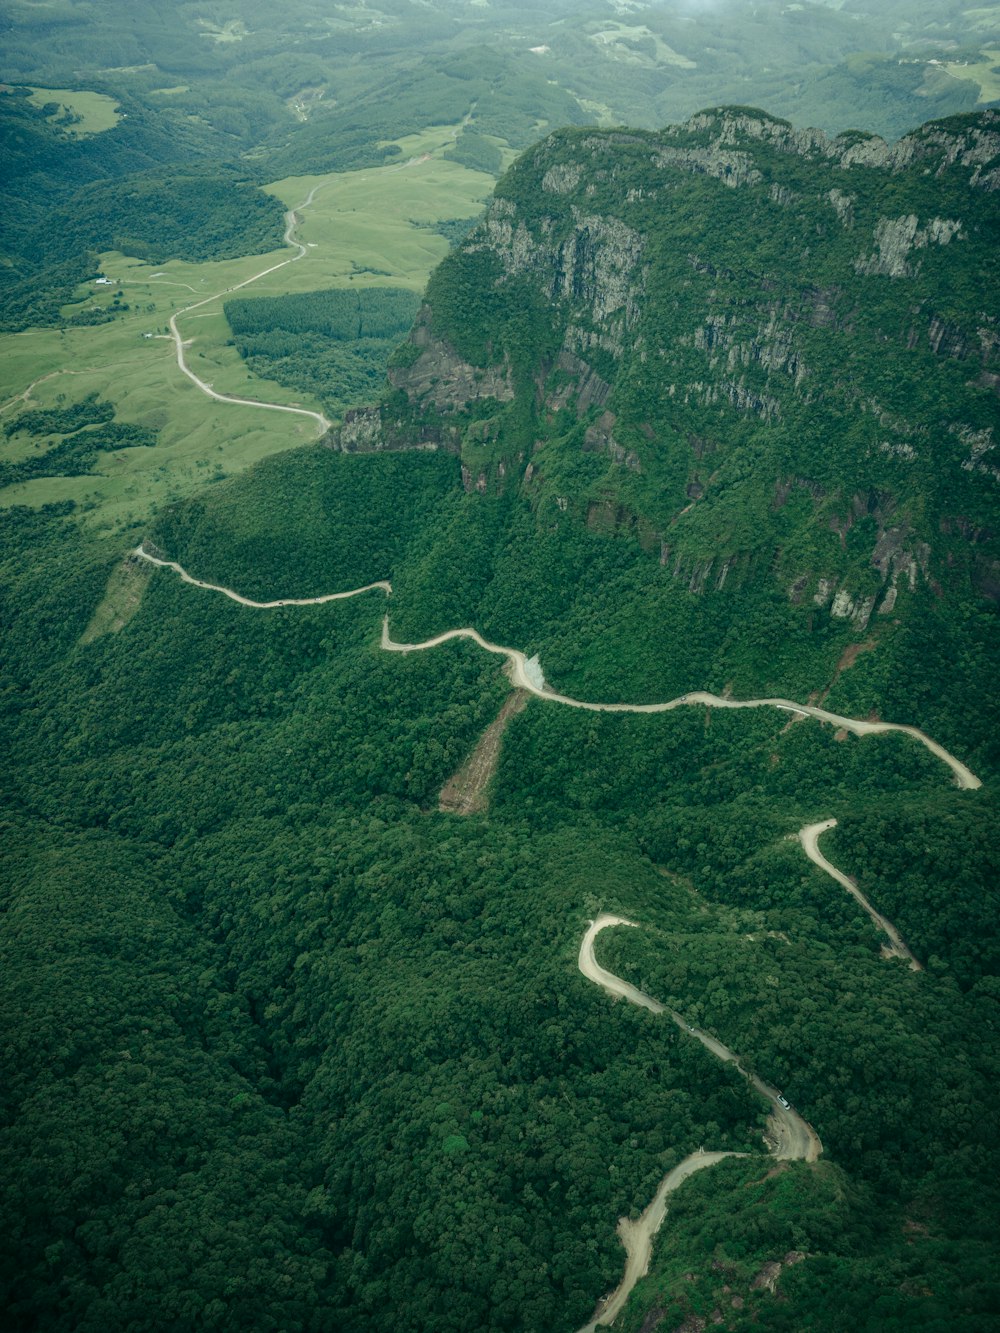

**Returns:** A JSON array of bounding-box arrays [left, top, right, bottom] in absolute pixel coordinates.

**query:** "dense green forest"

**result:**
[[2, 434, 997, 1328], [42, 169, 286, 266], [3, 2, 1000, 1329]]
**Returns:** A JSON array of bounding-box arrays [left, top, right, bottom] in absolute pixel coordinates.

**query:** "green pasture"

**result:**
[[195, 18, 249, 43], [0, 316, 321, 533], [945, 48, 1000, 102], [586, 22, 696, 69], [0, 123, 496, 531], [263, 126, 494, 292], [27, 87, 121, 135], [962, 7, 1000, 34]]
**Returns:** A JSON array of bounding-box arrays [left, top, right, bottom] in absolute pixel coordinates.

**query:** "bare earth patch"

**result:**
[[438, 690, 527, 815], [835, 638, 876, 674]]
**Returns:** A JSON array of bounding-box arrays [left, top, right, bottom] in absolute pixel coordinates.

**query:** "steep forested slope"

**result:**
[[341, 107, 1000, 771], [2, 107, 999, 1333]]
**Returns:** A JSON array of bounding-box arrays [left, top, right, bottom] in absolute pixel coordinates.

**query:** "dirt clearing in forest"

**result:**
[[439, 690, 527, 815]]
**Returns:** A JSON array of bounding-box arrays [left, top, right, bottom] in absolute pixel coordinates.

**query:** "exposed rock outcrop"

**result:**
[[388, 312, 515, 411], [546, 349, 612, 414], [854, 214, 964, 278], [351, 105, 998, 611], [655, 145, 763, 189], [674, 104, 1000, 191], [337, 405, 386, 453], [583, 410, 641, 470]]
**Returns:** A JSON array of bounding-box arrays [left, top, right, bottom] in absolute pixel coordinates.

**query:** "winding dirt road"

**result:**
[[137, 547, 979, 1330], [799, 820, 921, 970], [380, 622, 980, 790], [166, 188, 333, 434], [136, 545, 969, 984], [134, 545, 390, 606], [577, 1150, 740, 1333], [579, 916, 822, 1161], [135, 549, 980, 791], [575, 915, 821, 1332]]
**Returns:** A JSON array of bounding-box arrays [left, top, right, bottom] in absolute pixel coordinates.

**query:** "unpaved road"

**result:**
[[134, 545, 390, 606], [575, 914, 821, 1332], [578, 916, 822, 1161], [800, 819, 921, 970], [1, 368, 99, 418], [166, 191, 333, 434], [139, 549, 978, 1331], [381, 623, 980, 790], [136, 552, 980, 791], [577, 1149, 740, 1333]]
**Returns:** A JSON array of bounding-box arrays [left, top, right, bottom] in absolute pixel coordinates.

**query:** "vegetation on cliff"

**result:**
[[2, 65, 999, 1333], [356, 108, 1000, 773]]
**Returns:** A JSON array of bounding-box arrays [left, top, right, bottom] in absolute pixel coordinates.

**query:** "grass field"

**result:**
[[0, 123, 495, 533], [586, 22, 696, 69], [962, 7, 1000, 35], [944, 48, 1000, 103], [27, 87, 121, 136]]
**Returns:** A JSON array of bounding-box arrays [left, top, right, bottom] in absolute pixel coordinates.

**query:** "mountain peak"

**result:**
[[337, 108, 999, 642]]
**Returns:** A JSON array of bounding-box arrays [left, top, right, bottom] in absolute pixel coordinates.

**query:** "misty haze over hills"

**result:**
[[1, 3, 999, 1332]]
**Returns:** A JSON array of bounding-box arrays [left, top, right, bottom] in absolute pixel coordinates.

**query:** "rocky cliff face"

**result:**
[[334, 106, 1000, 618]]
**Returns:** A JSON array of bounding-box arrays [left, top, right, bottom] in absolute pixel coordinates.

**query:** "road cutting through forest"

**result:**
[[137, 544, 971, 963], [138, 546, 982, 1329], [799, 820, 922, 970], [379, 621, 981, 790], [133, 546, 390, 606], [127, 547, 984, 793], [575, 915, 821, 1333]]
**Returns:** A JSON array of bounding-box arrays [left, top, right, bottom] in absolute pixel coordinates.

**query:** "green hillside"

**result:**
[[3, 0, 1000, 1321], [345, 107, 1000, 773], [2, 103, 999, 1332], [3, 0, 998, 332]]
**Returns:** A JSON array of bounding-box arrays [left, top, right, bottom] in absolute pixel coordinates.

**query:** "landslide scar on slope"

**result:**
[[80, 553, 153, 644], [439, 690, 528, 816]]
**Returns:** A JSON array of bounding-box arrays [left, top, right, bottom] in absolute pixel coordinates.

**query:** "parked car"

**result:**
[[776, 1094, 791, 1110]]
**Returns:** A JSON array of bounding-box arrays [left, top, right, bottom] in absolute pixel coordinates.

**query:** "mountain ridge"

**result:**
[[324, 106, 998, 753], [2, 101, 999, 1333]]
